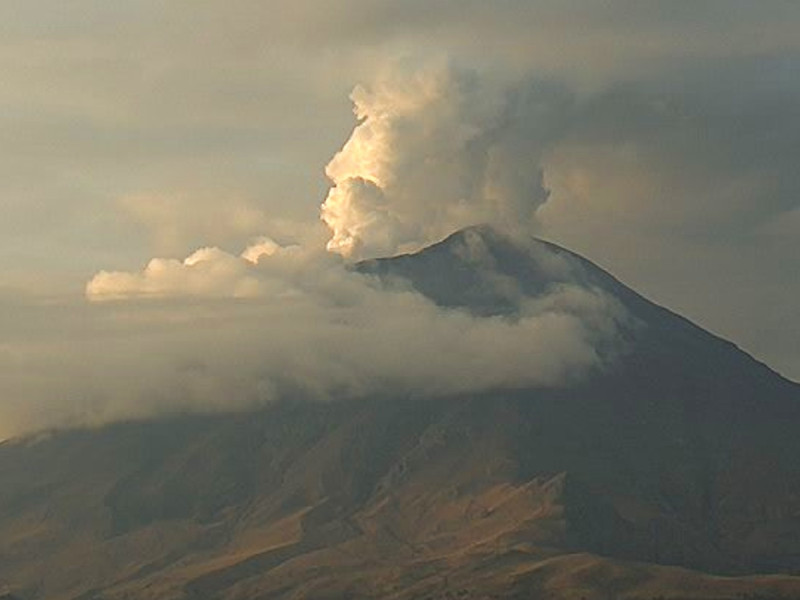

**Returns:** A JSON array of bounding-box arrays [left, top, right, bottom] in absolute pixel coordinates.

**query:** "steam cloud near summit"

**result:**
[[321, 61, 556, 259]]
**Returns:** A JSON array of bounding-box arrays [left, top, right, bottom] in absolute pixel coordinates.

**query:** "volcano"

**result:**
[[2, 226, 800, 600]]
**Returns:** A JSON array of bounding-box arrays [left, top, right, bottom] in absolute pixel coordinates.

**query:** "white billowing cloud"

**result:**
[[321, 61, 559, 259], [86, 241, 281, 301], [240, 236, 282, 263], [85, 236, 328, 302]]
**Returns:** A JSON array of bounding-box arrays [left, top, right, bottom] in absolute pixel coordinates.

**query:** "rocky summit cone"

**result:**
[[2, 226, 800, 600]]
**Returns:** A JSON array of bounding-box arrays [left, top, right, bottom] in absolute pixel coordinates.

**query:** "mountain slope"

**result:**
[[1, 226, 800, 600], [357, 225, 796, 395]]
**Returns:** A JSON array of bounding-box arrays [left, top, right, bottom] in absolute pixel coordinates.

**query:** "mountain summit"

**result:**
[[1, 226, 800, 599]]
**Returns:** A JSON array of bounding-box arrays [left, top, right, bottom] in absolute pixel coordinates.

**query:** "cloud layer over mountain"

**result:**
[[0, 232, 628, 439]]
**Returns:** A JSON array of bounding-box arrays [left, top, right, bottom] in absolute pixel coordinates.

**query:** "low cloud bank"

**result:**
[[86, 237, 292, 300], [0, 235, 629, 440]]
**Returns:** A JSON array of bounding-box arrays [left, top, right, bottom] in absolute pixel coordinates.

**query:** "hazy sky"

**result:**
[[2, 1, 800, 437]]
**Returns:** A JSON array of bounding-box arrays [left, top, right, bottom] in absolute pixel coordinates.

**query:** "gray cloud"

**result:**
[[0, 240, 628, 440]]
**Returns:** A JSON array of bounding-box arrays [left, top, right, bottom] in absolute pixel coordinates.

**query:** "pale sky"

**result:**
[[1, 1, 799, 437]]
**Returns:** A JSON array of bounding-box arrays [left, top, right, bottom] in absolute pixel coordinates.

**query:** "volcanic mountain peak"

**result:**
[[1, 227, 799, 599], [360, 225, 796, 391], [357, 224, 599, 315]]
